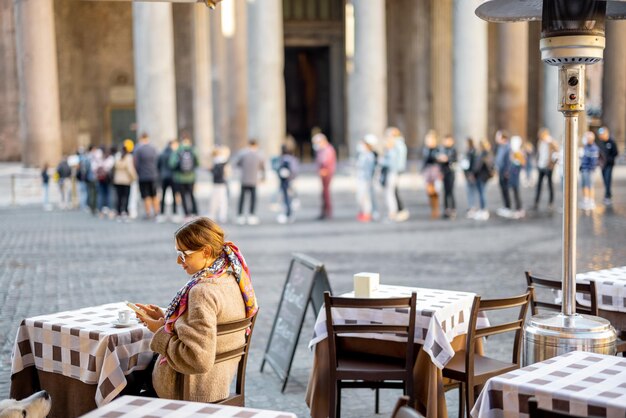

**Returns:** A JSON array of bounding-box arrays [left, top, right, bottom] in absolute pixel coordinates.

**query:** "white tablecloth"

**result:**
[[79, 396, 297, 417], [471, 351, 626, 418], [11, 302, 154, 406], [577, 266, 626, 313], [309, 285, 488, 369]]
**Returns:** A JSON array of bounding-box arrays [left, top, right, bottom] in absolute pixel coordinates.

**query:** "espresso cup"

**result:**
[[118, 309, 132, 324]]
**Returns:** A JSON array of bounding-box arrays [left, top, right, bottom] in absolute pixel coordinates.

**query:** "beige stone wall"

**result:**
[[0, 0, 20, 161], [54, 0, 134, 154]]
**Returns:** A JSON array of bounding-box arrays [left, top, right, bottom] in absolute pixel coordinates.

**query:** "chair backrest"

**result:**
[[465, 290, 531, 373], [214, 309, 258, 406], [525, 271, 597, 315], [323, 291, 417, 379]]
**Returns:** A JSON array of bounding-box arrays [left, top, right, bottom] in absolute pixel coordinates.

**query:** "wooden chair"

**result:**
[[526, 272, 626, 356], [324, 291, 417, 418], [528, 397, 596, 418], [442, 290, 531, 417], [525, 271, 597, 315], [214, 310, 258, 406], [390, 395, 425, 418]]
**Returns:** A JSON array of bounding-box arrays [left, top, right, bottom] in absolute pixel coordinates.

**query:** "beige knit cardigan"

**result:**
[[150, 272, 246, 402]]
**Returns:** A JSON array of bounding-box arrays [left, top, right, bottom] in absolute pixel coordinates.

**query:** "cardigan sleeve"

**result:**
[[150, 286, 218, 375]]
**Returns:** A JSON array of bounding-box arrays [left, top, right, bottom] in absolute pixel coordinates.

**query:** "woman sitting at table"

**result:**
[[136, 217, 258, 402]]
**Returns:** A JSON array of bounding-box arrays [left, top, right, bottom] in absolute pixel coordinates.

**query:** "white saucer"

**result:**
[[112, 319, 139, 328]]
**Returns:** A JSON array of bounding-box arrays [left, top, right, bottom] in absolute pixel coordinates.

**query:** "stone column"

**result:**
[[414, 0, 431, 148], [247, 0, 285, 158], [348, 0, 387, 155], [453, 0, 487, 146], [496, 23, 529, 140], [602, 20, 626, 149], [223, 0, 248, 151], [431, 0, 453, 137], [543, 64, 564, 142], [14, 0, 62, 167], [132, 2, 178, 149], [192, 4, 214, 166]]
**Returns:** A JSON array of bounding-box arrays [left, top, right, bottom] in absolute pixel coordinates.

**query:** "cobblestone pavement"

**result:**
[[0, 167, 625, 417]]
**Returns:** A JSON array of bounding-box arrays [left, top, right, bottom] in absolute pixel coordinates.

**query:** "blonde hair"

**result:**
[[175, 217, 225, 258]]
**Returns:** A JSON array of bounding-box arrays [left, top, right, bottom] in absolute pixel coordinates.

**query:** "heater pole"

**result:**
[[559, 63, 584, 317], [561, 110, 578, 317]]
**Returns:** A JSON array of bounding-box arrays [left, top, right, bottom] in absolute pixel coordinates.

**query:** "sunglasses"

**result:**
[[176, 248, 200, 262]]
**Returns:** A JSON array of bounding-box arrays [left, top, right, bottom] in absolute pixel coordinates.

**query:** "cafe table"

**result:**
[[10, 302, 154, 418], [576, 266, 626, 331], [78, 395, 297, 418], [305, 284, 489, 418], [471, 350, 626, 418]]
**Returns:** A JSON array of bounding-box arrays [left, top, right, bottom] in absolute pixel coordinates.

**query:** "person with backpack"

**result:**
[[437, 134, 458, 219], [235, 139, 266, 225], [208, 145, 231, 224], [275, 144, 299, 224], [76, 147, 92, 211], [581, 131, 600, 211], [355, 135, 378, 223], [471, 138, 494, 221], [93, 146, 115, 216], [113, 141, 138, 219], [422, 130, 442, 219], [56, 156, 72, 209], [596, 126, 619, 206], [533, 127, 559, 211], [169, 137, 199, 219], [158, 140, 178, 220], [134, 133, 160, 219]]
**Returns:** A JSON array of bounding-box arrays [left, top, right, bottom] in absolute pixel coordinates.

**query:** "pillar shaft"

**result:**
[[496, 23, 529, 140], [453, 0, 487, 146], [192, 4, 214, 166], [348, 0, 387, 155], [223, 0, 248, 151], [247, 0, 285, 158], [603, 20, 626, 149], [543, 64, 564, 142], [133, 2, 178, 149], [414, 0, 431, 148], [15, 0, 62, 167], [431, 0, 453, 137]]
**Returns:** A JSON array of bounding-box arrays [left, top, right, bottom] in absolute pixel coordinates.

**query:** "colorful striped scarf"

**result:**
[[162, 241, 258, 335]]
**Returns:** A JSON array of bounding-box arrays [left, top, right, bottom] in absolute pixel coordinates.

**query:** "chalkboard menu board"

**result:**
[[260, 253, 331, 392]]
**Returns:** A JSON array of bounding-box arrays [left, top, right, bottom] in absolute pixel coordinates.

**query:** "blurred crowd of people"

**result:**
[[41, 124, 619, 225], [343, 124, 619, 223]]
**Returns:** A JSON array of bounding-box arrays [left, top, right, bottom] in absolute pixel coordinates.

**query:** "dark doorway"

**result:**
[[284, 47, 331, 158]]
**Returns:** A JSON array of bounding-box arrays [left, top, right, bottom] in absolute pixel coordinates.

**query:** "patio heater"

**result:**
[[475, 0, 626, 364]]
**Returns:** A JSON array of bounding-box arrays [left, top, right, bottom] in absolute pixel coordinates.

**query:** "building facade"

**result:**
[[0, 0, 624, 167]]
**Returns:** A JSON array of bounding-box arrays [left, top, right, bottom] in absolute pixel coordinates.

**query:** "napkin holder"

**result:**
[[353, 272, 379, 298]]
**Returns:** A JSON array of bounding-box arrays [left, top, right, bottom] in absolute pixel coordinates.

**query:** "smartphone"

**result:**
[[125, 301, 148, 318]]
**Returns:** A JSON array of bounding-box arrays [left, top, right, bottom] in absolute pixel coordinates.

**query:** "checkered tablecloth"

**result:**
[[78, 396, 297, 417], [471, 351, 626, 418], [309, 285, 488, 369], [11, 302, 154, 406], [577, 266, 626, 313]]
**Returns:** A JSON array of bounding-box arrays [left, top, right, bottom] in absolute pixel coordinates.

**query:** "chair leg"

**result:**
[[375, 388, 380, 414], [329, 382, 337, 418], [466, 383, 474, 418], [336, 386, 341, 418], [458, 383, 465, 418]]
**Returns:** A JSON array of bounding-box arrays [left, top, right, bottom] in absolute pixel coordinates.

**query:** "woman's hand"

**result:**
[[136, 303, 165, 320], [141, 316, 165, 333]]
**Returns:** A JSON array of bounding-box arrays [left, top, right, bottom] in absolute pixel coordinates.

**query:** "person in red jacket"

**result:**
[[312, 133, 337, 220]]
